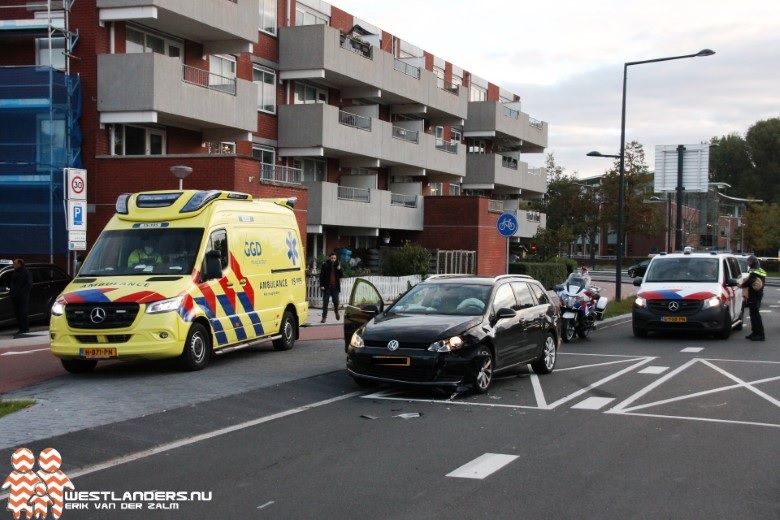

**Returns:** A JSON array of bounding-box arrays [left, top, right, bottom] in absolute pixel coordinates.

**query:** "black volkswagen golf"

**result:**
[[344, 274, 561, 394]]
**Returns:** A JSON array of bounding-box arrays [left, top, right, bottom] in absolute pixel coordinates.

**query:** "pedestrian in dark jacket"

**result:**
[[10, 258, 33, 337], [741, 255, 766, 341], [319, 252, 343, 323]]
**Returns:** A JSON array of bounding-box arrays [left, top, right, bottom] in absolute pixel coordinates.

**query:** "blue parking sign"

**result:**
[[73, 204, 83, 226]]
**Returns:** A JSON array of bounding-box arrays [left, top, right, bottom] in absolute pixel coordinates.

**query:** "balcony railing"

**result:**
[[394, 58, 421, 79], [260, 163, 302, 185], [339, 110, 372, 131], [339, 34, 373, 59], [526, 211, 542, 222], [529, 117, 544, 129], [435, 138, 458, 154], [439, 79, 460, 95], [392, 126, 419, 143], [501, 156, 519, 170], [488, 200, 505, 213], [337, 185, 370, 203], [182, 64, 236, 95], [502, 105, 520, 120], [390, 193, 418, 208]]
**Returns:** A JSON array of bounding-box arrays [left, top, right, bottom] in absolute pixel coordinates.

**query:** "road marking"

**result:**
[[0, 348, 50, 356], [681, 347, 704, 353], [638, 366, 669, 374], [572, 397, 615, 410], [446, 453, 518, 479], [530, 372, 547, 408], [52, 391, 364, 481]]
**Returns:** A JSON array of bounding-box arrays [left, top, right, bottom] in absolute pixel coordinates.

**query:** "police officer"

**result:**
[[741, 255, 766, 341]]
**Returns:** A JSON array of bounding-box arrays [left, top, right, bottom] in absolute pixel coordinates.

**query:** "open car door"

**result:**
[[343, 278, 384, 351]]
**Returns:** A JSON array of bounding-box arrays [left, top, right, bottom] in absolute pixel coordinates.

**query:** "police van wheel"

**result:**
[[61, 359, 97, 374], [273, 310, 296, 351], [180, 323, 211, 371]]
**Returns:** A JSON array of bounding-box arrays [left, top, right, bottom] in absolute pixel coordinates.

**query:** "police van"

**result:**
[[50, 190, 308, 373], [631, 250, 745, 339]]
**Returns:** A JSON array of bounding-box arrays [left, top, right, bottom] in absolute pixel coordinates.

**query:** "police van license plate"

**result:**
[[662, 316, 687, 323], [80, 348, 117, 358]]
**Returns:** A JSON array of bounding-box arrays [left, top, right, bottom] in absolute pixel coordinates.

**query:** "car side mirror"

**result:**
[[633, 278, 643, 286], [725, 278, 738, 287], [361, 304, 380, 315], [494, 307, 516, 321]]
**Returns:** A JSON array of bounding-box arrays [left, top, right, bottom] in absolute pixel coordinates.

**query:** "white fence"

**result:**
[[307, 275, 422, 307]]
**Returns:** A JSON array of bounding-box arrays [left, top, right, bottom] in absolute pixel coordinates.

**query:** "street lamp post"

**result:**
[[587, 48, 715, 301]]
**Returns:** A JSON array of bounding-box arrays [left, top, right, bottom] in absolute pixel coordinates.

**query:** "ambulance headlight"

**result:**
[[51, 297, 66, 316], [146, 296, 183, 314]]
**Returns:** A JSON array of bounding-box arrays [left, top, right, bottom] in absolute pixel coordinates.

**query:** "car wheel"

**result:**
[[179, 322, 211, 371], [531, 333, 557, 374], [61, 359, 97, 374], [628, 269, 636, 278], [273, 310, 296, 351], [632, 326, 648, 338], [715, 313, 732, 340], [562, 318, 576, 343], [472, 345, 494, 394]]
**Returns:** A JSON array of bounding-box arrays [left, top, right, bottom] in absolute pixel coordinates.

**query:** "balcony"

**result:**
[[97, 0, 257, 54], [277, 103, 465, 177], [278, 24, 467, 121], [464, 101, 548, 152], [305, 181, 424, 231], [97, 53, 257, 139], [463, 154, 548, 195]]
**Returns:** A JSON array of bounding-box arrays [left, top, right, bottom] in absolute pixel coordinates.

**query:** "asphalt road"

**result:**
[[1, 284, 777, 519]]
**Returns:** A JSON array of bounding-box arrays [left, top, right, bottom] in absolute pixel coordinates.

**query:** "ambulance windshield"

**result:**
[[79, 228, 204, 276]]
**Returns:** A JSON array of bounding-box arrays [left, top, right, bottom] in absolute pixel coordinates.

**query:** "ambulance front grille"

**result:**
[[75, 335, 132, 344], [65, 303, 140, 329]]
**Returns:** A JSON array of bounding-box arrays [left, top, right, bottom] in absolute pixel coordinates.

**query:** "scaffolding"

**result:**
[[0, 0, 81, 258]]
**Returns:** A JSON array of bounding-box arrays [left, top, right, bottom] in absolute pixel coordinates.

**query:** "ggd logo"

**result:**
[[244, 241, 262, 256]]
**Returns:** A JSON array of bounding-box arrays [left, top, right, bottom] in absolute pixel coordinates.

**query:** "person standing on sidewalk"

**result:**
[[10, 258, 33, 337], [319, 252, 343, 323], [741, 255, 766, 341]]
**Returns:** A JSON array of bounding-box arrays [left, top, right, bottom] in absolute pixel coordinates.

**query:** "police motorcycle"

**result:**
[[555, 269, 608, 342]]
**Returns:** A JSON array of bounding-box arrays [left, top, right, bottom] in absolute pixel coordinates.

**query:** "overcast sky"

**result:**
[[333, 0, 780, 178]]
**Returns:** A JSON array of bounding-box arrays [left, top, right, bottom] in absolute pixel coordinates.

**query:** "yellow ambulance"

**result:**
[[50, 189, 308, 373]]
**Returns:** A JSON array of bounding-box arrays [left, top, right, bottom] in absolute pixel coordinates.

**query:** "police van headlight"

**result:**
[[51, 297, 66, 316], [701, 296, 721, 310], [146, 296, 183, 314], [634, 295, 647, 308]]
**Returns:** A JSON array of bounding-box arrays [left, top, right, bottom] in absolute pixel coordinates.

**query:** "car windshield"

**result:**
[[644, 257, 719, 283], [388, 283, 492, 315], [79, 228, 204, 276]]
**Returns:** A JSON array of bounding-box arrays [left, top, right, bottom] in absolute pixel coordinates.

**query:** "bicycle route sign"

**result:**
[[496, 212, 518, 238]]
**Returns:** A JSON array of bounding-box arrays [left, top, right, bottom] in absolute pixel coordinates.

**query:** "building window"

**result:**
[[293, 158, 325, 182], [204, 142, 235, 154], [111, 125, 165, 155], [295, 5, 329, 25], [35, 11, 66, 70], [259, 0, 277, 35], [294, 83, 327, 104], [470, 84, 487, 102], [467, 138, 486, 154], [209, 54, 236, 92], [433, 66, 444, 89], [126, 25, 182, 58], [451, 127, 462, 144], [253, 65, 276, 113], [449, 183, 461, 196], [253, 145, 276, 179], [37, 117, 66, 170], [429, 182, 443, 196]]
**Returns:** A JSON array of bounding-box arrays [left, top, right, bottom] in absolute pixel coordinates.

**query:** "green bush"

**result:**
[[383, 243, 431, 277]]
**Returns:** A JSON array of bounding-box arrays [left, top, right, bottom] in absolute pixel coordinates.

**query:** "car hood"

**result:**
[[637, 282, 721, 301], [362, 313, 482, 343]]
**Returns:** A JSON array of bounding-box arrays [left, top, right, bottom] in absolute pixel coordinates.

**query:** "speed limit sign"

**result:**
[[65, 168, 87, 200]]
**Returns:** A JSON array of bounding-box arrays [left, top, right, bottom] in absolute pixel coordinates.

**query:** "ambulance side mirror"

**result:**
[[203, 250, 223, 281]]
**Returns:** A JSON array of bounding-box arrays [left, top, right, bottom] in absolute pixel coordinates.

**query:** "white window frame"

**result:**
[[295, 5, 329, 26], [294, 83, 327, 104], [35, 11, 66, 70], [259, 0, 277, 35], [470, 84, 487, 102], [125, 25, 183, 59], [37, 116, 66, 170], [111, 124, 166, 156], [293, 158, 325, 182], [253, 65, 277, 114], [429, 182, 443, 196]]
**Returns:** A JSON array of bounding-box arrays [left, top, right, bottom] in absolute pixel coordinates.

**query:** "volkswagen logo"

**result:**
[[387, 340, 400, 351], [667, 301, 680, 312], [90, 307, 107, 324]]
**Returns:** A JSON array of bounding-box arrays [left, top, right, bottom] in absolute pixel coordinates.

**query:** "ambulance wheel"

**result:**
[[61, 359, 97, 374], [180, 323, 211, 371], [273, 310, 296, 351]]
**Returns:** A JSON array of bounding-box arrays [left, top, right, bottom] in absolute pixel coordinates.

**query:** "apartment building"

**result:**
[[0, 0, 548, 275]]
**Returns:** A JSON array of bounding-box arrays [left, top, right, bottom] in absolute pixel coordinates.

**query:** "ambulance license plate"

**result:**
[[80, 347, 117, 358], [373, 355, 410, 366], [662, 316, 687, 323]]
